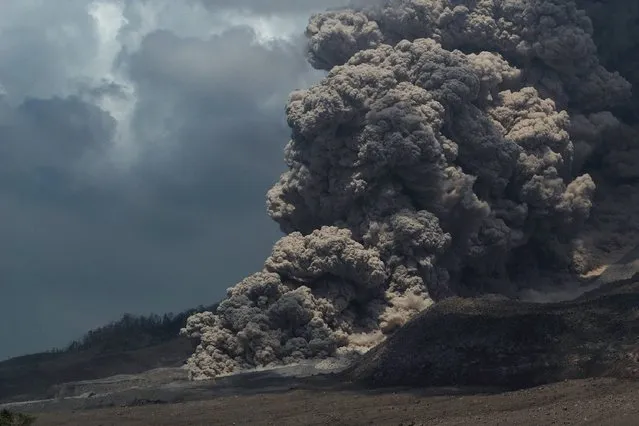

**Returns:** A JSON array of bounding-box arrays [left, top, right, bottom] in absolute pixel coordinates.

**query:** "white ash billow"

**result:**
[[182, 0, 634, 380]]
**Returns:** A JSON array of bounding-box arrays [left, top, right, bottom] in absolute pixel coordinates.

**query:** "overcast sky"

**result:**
[[0, 0, 350, 360]]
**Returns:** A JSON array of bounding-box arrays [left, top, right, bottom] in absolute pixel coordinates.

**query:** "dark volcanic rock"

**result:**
[[346, 282, 639, 389]]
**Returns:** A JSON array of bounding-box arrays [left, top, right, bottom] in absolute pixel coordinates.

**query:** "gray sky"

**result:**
[[0, 0, 349, 360]]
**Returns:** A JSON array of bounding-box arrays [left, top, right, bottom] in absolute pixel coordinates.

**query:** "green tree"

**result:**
[[0, 409, 36, 426]]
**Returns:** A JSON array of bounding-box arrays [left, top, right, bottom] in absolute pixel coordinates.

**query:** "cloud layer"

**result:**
[[0, 0, 348, 359]]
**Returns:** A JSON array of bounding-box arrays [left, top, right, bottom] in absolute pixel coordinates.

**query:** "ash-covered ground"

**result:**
[[3, 266, 639, 423], [180, 0, 639, 381]]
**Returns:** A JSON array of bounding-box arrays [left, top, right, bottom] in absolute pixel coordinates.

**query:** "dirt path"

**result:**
[[31, 378, 639, 426]]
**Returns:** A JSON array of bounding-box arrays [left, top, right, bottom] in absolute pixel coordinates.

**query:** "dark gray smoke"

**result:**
[[575, 0, 639, 121], [182, 0, 637, 379]]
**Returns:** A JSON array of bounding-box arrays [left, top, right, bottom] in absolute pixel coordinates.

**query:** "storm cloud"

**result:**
[[0, 0, 347, 360]]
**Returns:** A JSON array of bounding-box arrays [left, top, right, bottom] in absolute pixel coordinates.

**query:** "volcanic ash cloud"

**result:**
[[182, 0, 633, 379]]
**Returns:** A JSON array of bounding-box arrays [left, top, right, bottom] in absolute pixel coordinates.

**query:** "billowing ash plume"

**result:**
[[574, 0, 639, 120], [182, 0, 635, 379]]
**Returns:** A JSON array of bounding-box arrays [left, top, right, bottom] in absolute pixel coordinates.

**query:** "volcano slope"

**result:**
[[346, 276, 639, 389]]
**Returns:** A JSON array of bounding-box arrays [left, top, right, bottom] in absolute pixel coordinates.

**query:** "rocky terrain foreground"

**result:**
[[4, 254, 639, 425], [19, 378, 639, 425]]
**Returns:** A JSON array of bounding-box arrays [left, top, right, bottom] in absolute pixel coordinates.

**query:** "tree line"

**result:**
[[49, 303, 218, 354]]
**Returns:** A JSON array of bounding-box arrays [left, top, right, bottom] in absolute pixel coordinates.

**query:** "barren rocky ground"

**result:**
[[24, 378, 639, 425]]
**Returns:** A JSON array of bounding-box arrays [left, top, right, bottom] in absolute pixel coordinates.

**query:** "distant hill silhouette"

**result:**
[[58, 304, 218, 354], [0, 303, 218, 403]]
